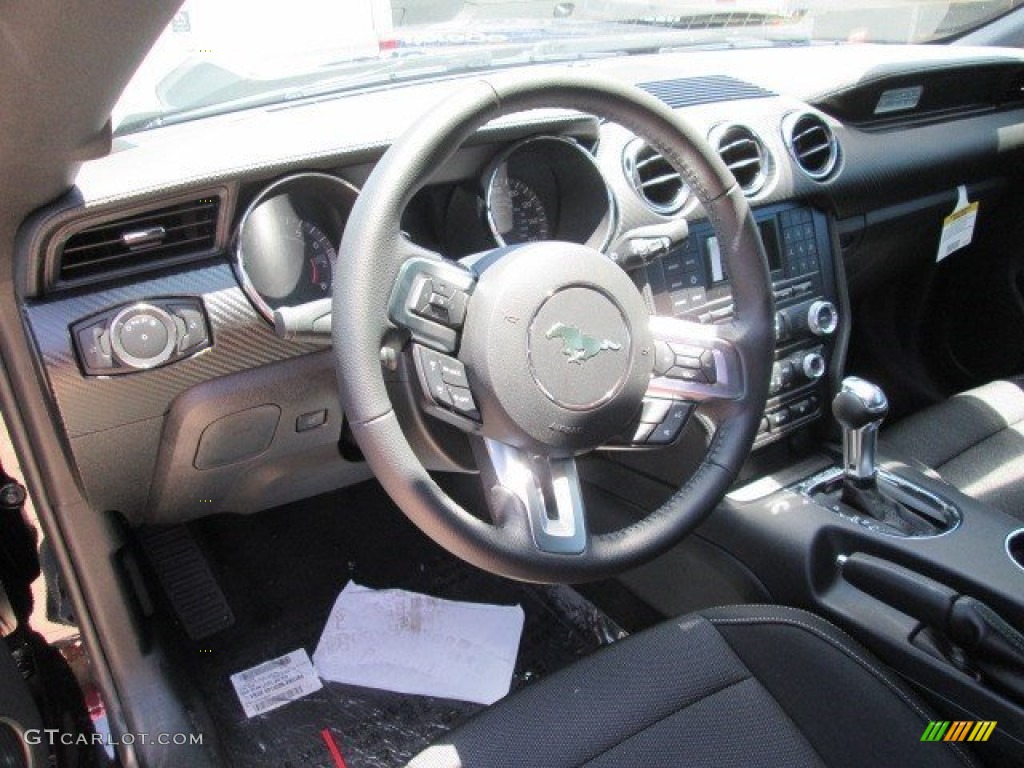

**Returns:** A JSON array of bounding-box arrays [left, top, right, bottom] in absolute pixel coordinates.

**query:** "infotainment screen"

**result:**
[[704, 218, 783, 285]]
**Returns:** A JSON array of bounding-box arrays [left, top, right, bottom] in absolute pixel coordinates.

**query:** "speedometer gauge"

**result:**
[[484, 136, 615, 251], [488, 170, 550, 245]]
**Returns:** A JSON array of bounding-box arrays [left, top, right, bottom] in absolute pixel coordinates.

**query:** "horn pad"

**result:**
[[459, 242, 654, 454]]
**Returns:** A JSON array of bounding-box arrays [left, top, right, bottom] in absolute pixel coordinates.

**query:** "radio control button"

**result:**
[[807, 300, 838, 336], [774, 311, 789, 341], [768, 408, 791, 429], [801, 351, 826, 380]]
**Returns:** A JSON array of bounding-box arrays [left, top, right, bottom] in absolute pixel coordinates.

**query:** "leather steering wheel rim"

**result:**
[[333, 72, 774, 583]]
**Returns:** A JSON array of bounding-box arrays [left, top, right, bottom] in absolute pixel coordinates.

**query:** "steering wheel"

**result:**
[[333, 72, 773, 583]]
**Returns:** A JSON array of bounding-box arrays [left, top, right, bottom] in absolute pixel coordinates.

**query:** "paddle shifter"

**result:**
[[833, 376, 888, 486]]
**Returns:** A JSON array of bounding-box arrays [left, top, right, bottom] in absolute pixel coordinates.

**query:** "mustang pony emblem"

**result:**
[[545, 322, 622, 364]]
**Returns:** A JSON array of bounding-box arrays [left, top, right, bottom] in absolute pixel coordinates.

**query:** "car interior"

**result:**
[[3, 1, 1024, 766]]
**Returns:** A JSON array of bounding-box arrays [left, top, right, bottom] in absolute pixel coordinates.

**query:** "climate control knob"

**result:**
[[109, 304, 177, 369], [802, 351, 826, 381], [807, 300, 838, 336]]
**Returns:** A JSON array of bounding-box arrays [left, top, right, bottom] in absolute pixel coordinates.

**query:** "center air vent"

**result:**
[[623, 139, 689, 215], [710, 124, 769, 196], [56, 196, 221, 285], [784, 113, 839, 180]]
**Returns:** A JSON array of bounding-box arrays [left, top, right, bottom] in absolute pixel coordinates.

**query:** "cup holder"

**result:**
[[1008, 528, 1024, 572]]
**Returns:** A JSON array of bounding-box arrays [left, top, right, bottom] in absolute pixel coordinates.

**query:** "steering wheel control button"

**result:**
[[438, 357, 470, 389], [632, 422, 657, 443], [412, 277, 470, 328], [654, 340, 675, 375], [447, 386, 479, 420], [668, 366, 706, 383], [390, 258, 478, 353], [640, 398, 673, 424], [413, 345, 479, 420], [646, 402, 695, 445], [415, 346, 454, 405]]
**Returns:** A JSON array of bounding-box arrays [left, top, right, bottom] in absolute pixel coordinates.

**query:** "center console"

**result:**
[[606, 203, 1024, 763], [645, 204, 841, 448]]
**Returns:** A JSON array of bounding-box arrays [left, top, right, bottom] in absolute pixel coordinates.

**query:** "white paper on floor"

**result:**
[[312, 582, 525, 706]]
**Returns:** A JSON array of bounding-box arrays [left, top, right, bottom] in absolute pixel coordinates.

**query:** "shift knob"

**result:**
[[833, 377, 888, 429], [833, 377, 888, 484]]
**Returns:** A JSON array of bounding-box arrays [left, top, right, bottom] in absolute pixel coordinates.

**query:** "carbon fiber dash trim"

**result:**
[[24, 260, 321, 438]]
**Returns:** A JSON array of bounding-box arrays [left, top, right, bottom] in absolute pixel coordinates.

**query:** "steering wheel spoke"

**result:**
[[387, 244, 476, 354], [479, 439, 588, 555]]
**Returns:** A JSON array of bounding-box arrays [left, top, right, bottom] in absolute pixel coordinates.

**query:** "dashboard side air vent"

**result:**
[[622, 139, 688, 215], [56, 196, 222, 285], [710, 124, 769, 196], [784, 112, 839, 180]]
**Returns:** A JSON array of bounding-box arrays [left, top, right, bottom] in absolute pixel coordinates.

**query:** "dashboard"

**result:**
[[17, 43, 1024, 524]]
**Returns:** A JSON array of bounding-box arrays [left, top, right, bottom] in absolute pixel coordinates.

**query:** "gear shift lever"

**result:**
[[829, 377, 938, 533], [832, 377, 889, 486], [807, 376, 954, 536]]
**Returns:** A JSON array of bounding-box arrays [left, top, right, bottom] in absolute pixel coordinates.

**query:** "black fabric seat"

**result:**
[[883, 378, 1024, 520], [408, 605, 976, 768]]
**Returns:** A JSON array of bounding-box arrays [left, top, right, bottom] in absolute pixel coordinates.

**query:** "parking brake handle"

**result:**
[[840, 552, 1024, 703]]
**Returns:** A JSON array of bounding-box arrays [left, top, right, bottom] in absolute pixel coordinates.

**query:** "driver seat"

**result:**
[[408, 605, 978, 768]]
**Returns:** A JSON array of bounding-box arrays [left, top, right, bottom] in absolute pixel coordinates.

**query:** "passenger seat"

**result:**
[[883, 378, 1024, 521]]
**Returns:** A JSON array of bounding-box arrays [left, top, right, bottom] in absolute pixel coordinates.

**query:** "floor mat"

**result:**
[[163, 480, 625, 768]]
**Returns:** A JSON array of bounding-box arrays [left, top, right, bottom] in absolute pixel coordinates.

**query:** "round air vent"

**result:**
[[784, 112, 839, 180], [710, 124, 769, 196], [622, 139, 689, 215]]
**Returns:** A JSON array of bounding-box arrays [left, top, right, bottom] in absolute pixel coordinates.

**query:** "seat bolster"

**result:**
[[408, 616, 756, 768], [884, 378, 1024, 470], [409, 606, 979, 768], [702, 604, 977, 768]]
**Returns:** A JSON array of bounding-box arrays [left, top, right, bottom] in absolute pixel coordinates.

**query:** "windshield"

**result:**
[[114, 0, 1023, 134]]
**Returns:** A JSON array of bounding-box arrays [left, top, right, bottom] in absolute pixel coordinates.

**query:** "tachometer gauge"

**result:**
[[487, 168, 550, 245], [299, 221, 336, 294], [235, 172, 358, 322]]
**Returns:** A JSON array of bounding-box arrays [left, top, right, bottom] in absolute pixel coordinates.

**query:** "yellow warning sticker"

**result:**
[[937, 186, 978, 262]]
